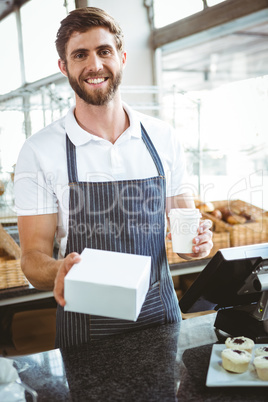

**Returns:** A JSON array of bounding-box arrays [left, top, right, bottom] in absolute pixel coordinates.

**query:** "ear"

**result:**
[[121, 51, 127, 69], [58, 59, 68, 77]]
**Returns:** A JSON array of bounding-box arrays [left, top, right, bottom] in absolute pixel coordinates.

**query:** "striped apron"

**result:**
[[55, 123, 181, 348]]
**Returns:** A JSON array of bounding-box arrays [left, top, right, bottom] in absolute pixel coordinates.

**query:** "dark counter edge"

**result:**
[[0, 285, 53, 301], [170, 257, 210, 273]]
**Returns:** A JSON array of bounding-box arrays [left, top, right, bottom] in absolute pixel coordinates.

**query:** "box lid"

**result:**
[[65, 248, 151, 289]]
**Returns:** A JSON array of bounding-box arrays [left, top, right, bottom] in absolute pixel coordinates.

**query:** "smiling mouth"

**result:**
[[85, 77, 108, 84]]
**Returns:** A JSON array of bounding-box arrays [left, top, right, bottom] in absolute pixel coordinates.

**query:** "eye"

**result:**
[[99, 49, 111, 56], [75, 53, 86, 59]]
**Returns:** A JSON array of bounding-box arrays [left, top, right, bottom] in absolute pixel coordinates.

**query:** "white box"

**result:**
[[64, 248, 151, 321]]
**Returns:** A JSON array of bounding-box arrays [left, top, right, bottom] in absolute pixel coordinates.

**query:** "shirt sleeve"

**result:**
[[165, 126, 190, 198], [14, 140, 58, 216]]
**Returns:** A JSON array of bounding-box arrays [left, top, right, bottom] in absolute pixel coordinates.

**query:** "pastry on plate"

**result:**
[[221, 348, 251, 373], [253, 356, 268, 381], [255, 346, 268, 357], [225, 336, 254, 354]]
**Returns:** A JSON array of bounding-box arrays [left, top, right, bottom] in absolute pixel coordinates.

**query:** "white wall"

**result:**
[[87, 0, 154, 87]]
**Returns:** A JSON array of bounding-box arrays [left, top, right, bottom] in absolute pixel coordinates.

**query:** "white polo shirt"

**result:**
[[14, 102, 188, 257]]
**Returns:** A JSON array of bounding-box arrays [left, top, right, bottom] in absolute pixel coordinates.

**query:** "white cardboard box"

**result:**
[[64, 248, 151, 321]]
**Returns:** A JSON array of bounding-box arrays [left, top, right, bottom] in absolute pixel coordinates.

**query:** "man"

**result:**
[[14, 7, 213, 348]]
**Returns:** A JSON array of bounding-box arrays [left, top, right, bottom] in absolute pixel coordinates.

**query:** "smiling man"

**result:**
[[14, 7, 213, 348], [61, 28, 125, 107]]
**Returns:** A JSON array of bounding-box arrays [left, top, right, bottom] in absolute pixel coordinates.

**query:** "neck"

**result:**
[[74, 95, 129, 144]]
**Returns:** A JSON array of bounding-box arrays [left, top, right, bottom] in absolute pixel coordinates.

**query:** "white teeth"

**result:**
[[86, 78, 105, 84]]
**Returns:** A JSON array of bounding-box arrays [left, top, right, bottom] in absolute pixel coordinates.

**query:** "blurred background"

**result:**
[[0, 0, 268, 355], [0, 0, 267, 220]]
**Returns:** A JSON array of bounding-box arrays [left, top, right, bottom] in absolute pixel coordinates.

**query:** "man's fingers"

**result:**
[[53, 266, 66, 306], [53, 279, 66, 307], [198, 219, 212, 233], [53, 252, 81, 306], [65, 252, 81, 271]]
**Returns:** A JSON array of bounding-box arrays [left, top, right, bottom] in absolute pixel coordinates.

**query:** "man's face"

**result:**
[[59, 27, 126, 106]]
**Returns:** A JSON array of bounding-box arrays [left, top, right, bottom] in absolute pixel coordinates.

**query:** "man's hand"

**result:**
[[168, 219, 213, 260], [53, 252, 81, 307], [189, 219, 213, 258]]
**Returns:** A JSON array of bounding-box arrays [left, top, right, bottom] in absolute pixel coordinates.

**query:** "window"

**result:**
[[159, 77, 268, 210], [20, 0, 76, 83], [0, 102, 25, 172], [198, 77, 268, 209], [0, 13, 21, 94], [153, 0, 203, 28], [207, 0, 226, 6], [153, 0, 228, 29]]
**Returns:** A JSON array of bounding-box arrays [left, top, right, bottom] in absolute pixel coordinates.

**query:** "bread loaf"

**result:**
[[196, 201, 214, 213], [226, 214, 247, 225]]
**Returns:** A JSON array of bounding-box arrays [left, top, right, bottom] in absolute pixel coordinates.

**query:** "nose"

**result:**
[[87, 53, 103, 72]]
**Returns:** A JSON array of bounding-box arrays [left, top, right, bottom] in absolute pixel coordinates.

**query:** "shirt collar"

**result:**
[[65, 102, 141, 146]]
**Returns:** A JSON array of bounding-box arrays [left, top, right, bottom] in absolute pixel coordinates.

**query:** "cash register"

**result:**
[[179, 243, 268, 342]]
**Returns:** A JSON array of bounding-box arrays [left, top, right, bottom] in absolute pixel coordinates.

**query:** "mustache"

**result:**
[[81, 72, 112, 80]]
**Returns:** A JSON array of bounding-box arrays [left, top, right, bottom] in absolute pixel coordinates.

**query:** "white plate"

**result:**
[[206, 344, 268, 387]]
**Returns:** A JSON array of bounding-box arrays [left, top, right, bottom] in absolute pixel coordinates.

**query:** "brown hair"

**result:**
[[55, 7, 124, 62]]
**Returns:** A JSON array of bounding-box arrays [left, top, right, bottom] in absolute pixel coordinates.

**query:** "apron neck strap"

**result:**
[[140, 122, 165, 177]]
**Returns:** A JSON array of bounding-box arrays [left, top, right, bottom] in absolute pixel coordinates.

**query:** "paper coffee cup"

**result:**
[[168, 208, 201, 254]]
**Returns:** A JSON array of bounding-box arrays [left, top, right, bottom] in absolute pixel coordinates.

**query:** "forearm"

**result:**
[[166, 193, 195, 214], [18, 214, 60, 290], [21, 249, 61, 290]]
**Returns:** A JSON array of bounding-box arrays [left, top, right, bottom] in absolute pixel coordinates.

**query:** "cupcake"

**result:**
[[221, 348, 251, 373], [255, 346, 268, 357], [225, 336, 254, 354], [254, 356, 268, 381]]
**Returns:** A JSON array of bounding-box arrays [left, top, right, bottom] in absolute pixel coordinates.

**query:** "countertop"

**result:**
[[5, 312, 268, 402], [12, 321, 183, 402], [2, 313, 216, 402]]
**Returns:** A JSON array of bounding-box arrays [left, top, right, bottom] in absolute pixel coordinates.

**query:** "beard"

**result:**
[[66, 67, 123, 106]]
